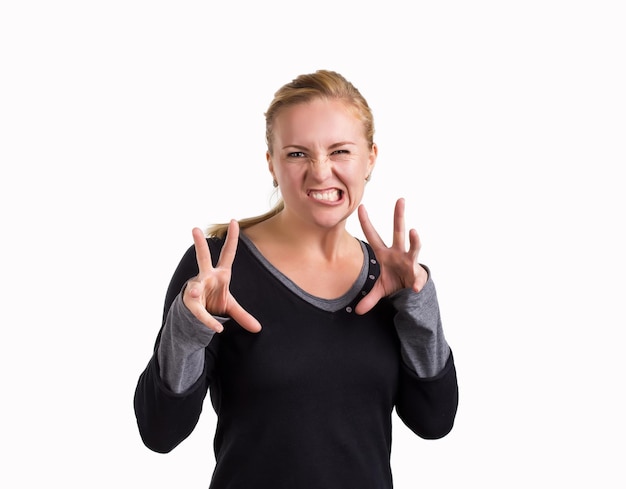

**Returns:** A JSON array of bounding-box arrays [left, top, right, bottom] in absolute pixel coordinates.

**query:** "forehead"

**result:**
[[273, 98, 366, 144]]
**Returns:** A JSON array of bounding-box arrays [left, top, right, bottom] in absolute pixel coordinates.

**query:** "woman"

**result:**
[[134, 69, 458, 488]]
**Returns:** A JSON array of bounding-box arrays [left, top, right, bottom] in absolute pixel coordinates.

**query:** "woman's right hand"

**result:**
[[183, 220, 262, 333]]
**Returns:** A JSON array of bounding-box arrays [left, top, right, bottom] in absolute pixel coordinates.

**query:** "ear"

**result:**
[[266, 151, 275, 180], [367, 143, 378, 176]]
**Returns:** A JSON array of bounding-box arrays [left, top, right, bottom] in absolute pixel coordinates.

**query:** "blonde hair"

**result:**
[[206, 69, 375, 238]]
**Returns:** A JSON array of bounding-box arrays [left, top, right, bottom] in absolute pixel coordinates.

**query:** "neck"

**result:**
[[254, 211, 355, 262]]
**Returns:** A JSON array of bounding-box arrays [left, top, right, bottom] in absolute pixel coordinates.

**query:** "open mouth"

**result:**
[[308, 189, 343, 202]]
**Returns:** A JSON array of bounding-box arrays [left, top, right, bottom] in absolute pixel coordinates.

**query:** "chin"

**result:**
[[309, 210, 351, 229]]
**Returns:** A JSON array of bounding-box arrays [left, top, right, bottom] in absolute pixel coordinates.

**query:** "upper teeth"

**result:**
[[311, 190, 340, 201]]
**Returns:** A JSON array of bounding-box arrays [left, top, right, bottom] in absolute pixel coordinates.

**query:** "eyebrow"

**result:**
[[282, 141, 356, 151]]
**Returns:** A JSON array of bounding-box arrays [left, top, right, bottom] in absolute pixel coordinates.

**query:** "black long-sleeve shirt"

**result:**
[[134, 235, 458, 488]]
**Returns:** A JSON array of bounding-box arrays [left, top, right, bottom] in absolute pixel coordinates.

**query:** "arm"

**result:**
[[395, 350, 458, 440], [391, 274, 458, 439], [355, 199, 458, 438], [133, 244, 212, 453], [134, 223, 261, 453], [390, 270, 449, 378], [157, 292, 217, 394]]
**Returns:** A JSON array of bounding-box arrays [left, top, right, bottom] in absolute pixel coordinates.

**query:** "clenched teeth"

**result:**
[[310, 189, 341, 202]]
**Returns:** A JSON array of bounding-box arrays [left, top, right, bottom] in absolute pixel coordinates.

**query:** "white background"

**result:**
[[1, 1, 625, 487]]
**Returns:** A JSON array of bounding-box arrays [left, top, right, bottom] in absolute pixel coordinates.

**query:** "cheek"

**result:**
[[282, 165, 304, 178], [348, 160, 371, 181], [276, 165, 306, 187]]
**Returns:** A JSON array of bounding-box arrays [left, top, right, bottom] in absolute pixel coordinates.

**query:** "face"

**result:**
[[267, 98, 377, 229]]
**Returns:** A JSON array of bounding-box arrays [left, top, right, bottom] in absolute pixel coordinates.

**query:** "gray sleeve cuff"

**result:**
[[157, 292, 222, 394], [389, 268, 450, 378]]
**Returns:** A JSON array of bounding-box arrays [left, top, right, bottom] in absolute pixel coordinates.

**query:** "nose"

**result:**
[[308, 154, 332, 180]]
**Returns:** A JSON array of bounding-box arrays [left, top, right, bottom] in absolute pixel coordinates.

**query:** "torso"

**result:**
[[205, 235, 398, 488]]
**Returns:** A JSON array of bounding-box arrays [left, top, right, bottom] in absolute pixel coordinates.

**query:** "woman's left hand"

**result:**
[[355, 198, 429, 315]]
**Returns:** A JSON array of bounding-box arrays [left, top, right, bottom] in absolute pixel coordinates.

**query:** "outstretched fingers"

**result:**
[[221, 223, 262, 332], [408, 227, 422, 261], [358, 204, 386, 250], [192, 227, 214, 275], [356, 204, 387, 316], [392, 198, 406, 250], [217, 220, 240, 269]]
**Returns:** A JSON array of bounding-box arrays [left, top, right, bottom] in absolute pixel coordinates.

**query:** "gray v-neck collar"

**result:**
[[239, 233, 371, 313]]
